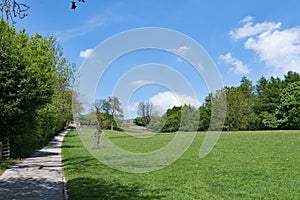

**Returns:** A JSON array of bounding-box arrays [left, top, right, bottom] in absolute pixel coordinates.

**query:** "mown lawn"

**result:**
[[62, 129, 300, 199]]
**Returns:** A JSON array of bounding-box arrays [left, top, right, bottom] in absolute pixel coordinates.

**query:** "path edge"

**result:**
[[61, 129, 69, 200]]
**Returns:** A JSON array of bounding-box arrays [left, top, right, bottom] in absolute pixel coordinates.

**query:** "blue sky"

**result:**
[[14, 0, 300, 118]]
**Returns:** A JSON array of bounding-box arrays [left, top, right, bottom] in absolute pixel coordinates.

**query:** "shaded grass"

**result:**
[[62, 130, 300, 199], [0, 159, 20, 175]]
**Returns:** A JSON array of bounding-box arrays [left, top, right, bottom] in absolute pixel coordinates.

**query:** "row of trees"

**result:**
[[134, 71, 300, 132], [0, 20, 74, 156]]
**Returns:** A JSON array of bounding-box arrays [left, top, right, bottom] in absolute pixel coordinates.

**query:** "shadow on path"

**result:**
[[0, 177, 63, 200], [0, 130, 68, 200]]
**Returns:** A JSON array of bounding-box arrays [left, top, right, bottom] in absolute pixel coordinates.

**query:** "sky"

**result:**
[[13, 0, 300, 118]]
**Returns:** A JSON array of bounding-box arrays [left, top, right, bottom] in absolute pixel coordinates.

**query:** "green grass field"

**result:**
[[62, 129, 300, 199]]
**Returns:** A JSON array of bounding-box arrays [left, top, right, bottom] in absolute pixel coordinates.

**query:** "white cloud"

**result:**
[[170, 45, 190, 63], [80, 48, 95, 58], [231, 16, 300, 74], [239, 16, 254, 23], [149, 91, 200, 115], [230, 17, 281, 40], [130, 80, 153, 86], [219, 53, 250, 74], [126, 102, 139, 113], [171, 45, 190, 55], [125, 91, 200, 118]]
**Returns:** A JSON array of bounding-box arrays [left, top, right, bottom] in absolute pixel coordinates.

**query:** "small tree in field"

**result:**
[[95, 96, 123, 131]]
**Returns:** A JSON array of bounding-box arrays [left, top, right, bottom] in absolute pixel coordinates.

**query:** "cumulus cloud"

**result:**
[[79, 48, 95, 58], [231, 16, 300, 74], [149, 91, 200, 115], [126, 102, 139, 113], [230, 17, 281, 40], [125, 91, 200, 118], [219, 53, 250, 74]]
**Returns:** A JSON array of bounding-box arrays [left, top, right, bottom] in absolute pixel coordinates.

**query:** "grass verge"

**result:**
[[0, 159, 20, 175]]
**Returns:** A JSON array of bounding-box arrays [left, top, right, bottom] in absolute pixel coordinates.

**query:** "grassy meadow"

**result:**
[[62, 129, 300, 199]]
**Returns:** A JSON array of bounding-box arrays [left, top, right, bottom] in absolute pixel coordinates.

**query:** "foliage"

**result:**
[[63, 129, 300, 199], [198, 95, 211, 131], [95, 96, 123, 130], [151, 71, 300, 132], [148, 105, 199, 132], [276, 81, 300, 129], [160, 106, 181, 132], [133, 116, 145, 126], [0, 20, 74, 157]]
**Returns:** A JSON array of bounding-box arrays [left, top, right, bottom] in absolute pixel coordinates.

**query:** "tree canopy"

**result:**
[[0, 20, 74, 156], [134, 71, 300, 132], [95, 96, 123, 130]]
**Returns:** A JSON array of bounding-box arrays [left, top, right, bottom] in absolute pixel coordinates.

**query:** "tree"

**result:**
[[198, 94, 212, 131], [0, 20, 74, 156], [276, 81, 300, 129], [254, 76, 282, 129], [161, 106, 181, 132], [224, 87, 251, 130], [133, 116, 145, 126], [179, 105, 199, 132], [95, 96, 123, 130], [137, 101, 153, 126], [0, 21, 55, 139], [283, 71, 300, 87], [108, 96, 123, 130]]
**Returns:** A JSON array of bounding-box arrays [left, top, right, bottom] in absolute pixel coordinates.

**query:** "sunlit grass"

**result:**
[[62, 129, 300, 199]]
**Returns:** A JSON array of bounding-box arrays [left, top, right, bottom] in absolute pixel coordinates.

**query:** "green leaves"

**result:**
[[276, 81, 300, 129], [95, 96, 123, 130], [0, 20, 74, 156]]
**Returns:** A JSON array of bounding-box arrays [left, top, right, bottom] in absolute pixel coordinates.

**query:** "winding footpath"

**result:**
[[0, 130, 68, 200]]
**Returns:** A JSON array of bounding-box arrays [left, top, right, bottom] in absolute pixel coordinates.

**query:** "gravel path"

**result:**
[[0, 130, 68, 200]]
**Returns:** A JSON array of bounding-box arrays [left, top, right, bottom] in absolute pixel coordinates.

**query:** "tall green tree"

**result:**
[[254, 76, 282, 129], [276, 81, 300, 129], [0, 20, 74, 156], [198, 94, 212, 131], [179, 105, 199, 132], [161, 106, 181, 132]]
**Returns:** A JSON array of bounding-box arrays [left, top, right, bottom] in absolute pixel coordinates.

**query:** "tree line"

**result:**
[[134, 71, 300, 132], [0, 20, 74, 157]]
